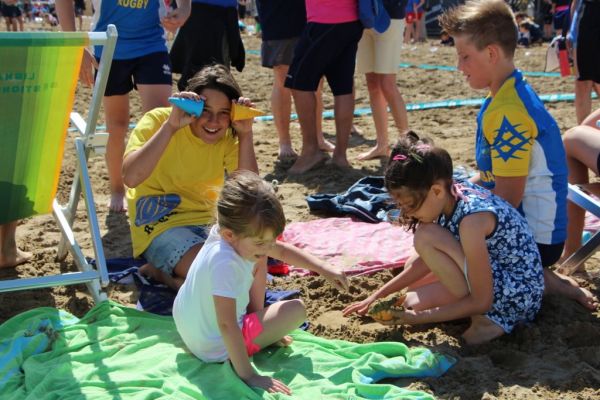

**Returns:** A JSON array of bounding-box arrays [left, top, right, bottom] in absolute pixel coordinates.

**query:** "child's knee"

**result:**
[[413, 223, 444, 251], [287, 298, 307, 322]]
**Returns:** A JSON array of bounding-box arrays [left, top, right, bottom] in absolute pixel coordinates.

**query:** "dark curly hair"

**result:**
[[384, 131, 453, 230]]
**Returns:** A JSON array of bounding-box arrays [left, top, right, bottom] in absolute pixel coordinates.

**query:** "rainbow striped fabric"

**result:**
[[0, 32, 86, 224]]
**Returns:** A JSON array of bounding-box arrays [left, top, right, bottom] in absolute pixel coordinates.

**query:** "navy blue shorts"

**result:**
[[98, 51, 172, 97], [537, 242, 565, 267], [284, 20, 363, 96]]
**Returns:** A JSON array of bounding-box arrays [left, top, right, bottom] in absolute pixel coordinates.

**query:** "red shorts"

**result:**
[[241, 313, 264, 356], [406, 11, 424, 24]]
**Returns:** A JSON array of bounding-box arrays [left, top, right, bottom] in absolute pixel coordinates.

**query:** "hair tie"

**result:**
[[393, 154, 407, 161]]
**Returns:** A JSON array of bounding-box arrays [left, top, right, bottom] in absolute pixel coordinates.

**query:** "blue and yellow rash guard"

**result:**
[[91, 0, 168, 59], [475, 69, 567, 245]]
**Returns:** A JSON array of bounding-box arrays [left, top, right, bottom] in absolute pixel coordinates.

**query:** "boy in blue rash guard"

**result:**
[[440, 0, 597, 310], [56, 0, 191, 213]]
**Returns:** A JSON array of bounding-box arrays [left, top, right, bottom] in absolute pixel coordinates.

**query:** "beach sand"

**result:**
[[1, 27, 599, 399]]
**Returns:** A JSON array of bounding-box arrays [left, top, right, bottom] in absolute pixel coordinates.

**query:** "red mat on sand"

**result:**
[[275, 217, 413, 276]]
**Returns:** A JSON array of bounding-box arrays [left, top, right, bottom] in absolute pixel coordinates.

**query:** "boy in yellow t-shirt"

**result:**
[[123, 64, 259, 290]]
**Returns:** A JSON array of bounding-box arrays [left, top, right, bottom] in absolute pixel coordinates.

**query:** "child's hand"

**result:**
[[320, 265, 349, 292], [167, 92, 203, 132], [244, 373, 292, 395], [231, 97, 255, 137], [79, 48, 98, 87], [342, 295, 376, 317]]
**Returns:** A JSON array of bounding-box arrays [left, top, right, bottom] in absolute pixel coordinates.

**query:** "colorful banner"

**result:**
[[0, 33, 87, 224]]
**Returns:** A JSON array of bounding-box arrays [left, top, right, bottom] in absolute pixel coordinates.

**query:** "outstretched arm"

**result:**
[[342, 252, 431, 316], [268, 242, 349, 291]]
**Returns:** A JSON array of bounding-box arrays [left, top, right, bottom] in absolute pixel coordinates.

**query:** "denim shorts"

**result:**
[[143, 225, 210, 275]]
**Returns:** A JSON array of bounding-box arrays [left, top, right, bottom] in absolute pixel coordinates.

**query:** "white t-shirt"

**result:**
[[173, 225, 255, 362]]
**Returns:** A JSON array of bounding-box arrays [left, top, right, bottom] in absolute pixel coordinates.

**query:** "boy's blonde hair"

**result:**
[[438, 0, 518, 57], [217, 170, 286, 238]]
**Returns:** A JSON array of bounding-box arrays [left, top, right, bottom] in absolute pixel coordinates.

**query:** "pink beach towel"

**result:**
[[277, 217, 413, 276], [272, 214, 600, 277]]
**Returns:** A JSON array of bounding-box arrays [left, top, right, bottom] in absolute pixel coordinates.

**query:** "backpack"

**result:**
[[358, 0, 391, 33]]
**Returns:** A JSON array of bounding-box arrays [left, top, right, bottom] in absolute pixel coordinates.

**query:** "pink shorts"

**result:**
[[241, 313, 263, 356]]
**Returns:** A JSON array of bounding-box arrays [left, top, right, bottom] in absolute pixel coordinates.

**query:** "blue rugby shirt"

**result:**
[[475, 69, 567, 245]]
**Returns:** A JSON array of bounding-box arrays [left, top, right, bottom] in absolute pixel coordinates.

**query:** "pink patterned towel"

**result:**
[[277, 217, 413, 276], [273, 214, 600, 276]]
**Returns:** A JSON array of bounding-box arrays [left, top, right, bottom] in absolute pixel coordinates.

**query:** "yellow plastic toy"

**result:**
[[230, 103, 265, 121]]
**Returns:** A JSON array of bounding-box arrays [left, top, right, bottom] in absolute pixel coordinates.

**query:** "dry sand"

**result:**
[[1, 25, 599, 399]]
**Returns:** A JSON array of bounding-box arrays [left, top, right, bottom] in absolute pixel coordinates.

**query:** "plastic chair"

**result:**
[[558, 183, 600, 275], [0, 26, 117, 303]]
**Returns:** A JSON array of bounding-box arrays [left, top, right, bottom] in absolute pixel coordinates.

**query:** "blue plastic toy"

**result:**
[[168, 97, 204, 117]]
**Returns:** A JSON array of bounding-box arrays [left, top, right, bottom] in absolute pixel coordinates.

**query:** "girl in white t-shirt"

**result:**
[[173, 170, 348, 395]]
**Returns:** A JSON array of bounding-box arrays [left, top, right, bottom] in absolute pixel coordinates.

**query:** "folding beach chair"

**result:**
[[0, 26, 117, 303], [558, 183, 600, 275]]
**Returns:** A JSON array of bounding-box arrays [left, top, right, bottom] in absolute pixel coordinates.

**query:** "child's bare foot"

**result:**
[[0, 248, 32, 268], [318, 136, 335, 152], [109, 192, 127, 213], [462, 315, 504, 345], [545, 269, 599, 310], [356, 145, 390, 161], [288, 151, 328, 175], [139, 263, 183, 291], [278, 145, 298, 160]]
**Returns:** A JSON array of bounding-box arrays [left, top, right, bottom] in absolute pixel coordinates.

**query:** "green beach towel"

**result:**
[[0, 302, 454, 399]]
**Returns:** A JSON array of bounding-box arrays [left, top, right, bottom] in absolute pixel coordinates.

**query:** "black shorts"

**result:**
[[576, 1, 600, 83], [284, 20, 363, 96], [2, 4, 22, 18], [97, 51, 172, 97], [537, 242, 565, 268], [261, 37, 299, 68]]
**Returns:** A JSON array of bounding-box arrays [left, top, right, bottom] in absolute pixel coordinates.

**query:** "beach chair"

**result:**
[[558, 183, 600, 275], [0, 26, 117, 303]]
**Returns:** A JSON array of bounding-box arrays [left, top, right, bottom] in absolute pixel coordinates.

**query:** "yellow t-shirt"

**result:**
[[125, 107, 239, 257]]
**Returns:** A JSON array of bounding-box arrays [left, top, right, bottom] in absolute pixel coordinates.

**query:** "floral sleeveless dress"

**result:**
[[438, 180, 544, 333]]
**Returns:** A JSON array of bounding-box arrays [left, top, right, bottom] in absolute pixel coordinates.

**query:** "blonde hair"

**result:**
[[217, 170, 285, 238], [438, 0, 518, 57]]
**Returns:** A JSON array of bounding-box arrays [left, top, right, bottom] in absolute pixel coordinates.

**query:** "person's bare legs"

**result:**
[[289, 89, 328, 174], [358, 73, 409, 160], [272, 65, 297, 159], [315, 79, 335, 152], [574, 79, 594, 124], [139, 242, 203, 291], [103, 94, 130, 212], [358, 73, 390, 161], [562, 123, 600, 260], [380, 73, 409, 133], [331, 93, 355, 168], [0, 221, 32, 268]]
